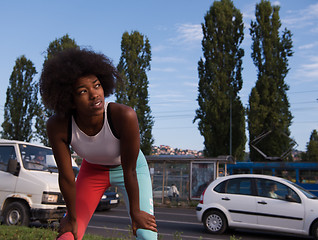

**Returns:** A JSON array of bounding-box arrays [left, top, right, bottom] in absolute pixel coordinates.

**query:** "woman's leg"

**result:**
[[110, 151, 157, 240], [57, 160, 110, 240]]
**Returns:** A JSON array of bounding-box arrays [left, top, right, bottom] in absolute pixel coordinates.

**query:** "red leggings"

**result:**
[[57, 151, 156, 240]]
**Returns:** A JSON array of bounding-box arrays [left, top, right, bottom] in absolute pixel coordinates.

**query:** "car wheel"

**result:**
[[3, 202, 30, 226], [203, 210, 227, 234], [312, 221, 318, 240]]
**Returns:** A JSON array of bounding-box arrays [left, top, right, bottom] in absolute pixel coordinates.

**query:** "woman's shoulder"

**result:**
[[107, 102, 139, 138], [108, 102, 136, 119]]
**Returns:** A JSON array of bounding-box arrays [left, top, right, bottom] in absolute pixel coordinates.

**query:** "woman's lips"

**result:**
[[90, 100, 103, 109]]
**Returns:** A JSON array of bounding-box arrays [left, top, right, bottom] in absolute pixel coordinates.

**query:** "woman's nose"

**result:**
[[89, 89, 98, 99]]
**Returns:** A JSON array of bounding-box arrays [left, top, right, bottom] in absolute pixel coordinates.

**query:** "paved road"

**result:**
[[85, 205, 312, 240]]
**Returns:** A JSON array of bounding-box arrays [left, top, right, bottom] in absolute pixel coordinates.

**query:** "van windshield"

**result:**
[[19, 144, 59, 173]]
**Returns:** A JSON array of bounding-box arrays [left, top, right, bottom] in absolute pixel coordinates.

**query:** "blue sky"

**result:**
[[0, 0, 318, 153]]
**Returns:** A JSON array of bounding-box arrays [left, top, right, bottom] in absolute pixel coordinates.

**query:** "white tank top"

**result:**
[[70, 102, 121, 165]]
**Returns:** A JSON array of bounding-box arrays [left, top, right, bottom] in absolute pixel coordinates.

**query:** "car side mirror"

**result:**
[[7, 158, 20, 176]]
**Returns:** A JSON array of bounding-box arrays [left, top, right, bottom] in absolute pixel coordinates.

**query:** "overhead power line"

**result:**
[[289, 90, 318, 94]]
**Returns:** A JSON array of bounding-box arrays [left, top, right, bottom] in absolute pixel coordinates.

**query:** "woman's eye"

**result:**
[[79, 89, 87, 94], [95, 83, 101, 88]]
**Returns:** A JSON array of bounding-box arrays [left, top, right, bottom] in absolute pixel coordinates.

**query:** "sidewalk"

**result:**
[[153, 199, 199, 209]]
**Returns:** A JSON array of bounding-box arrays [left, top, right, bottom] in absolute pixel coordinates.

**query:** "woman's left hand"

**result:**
[[131, 210, 157, 236]]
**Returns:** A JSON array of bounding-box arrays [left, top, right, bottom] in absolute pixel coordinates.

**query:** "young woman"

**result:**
[[40, 48, 157, 240]]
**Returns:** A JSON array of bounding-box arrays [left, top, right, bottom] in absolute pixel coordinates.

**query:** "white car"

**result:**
[[153, 186, 170, 198], [196, 174, 318, 239]]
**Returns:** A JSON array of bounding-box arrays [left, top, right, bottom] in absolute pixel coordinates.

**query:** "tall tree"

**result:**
[[304, 130, 318, 162], [247, 0, 293, 161], [35, 34, 78, 146], [116, 31, 154, 155], [1, 56, 38, 141], [194, 0, 246, 159]]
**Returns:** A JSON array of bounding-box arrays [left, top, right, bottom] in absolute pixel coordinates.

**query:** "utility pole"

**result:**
[[230, 92, 232, 156]]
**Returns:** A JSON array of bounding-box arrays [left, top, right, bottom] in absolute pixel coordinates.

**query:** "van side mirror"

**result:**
[[7, 158, 20, 176]]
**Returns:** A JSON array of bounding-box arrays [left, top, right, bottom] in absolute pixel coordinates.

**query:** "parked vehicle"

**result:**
[[196, 174, 318, 239], [0, 139, 79, 226], [227, 161, 318, 196], [96, 190, 120, 211], [152, 186, 170, 198]]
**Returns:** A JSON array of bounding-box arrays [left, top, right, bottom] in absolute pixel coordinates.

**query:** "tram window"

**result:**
[[299, 170, 318, 183], [276, 169, 296, 183], [253, 169, 272, 176], [232, 169, 250, 174]]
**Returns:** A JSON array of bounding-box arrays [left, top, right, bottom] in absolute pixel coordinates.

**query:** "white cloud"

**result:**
[[148, 83, 159, 89], [283, 3, 318, 29], [241, 3, 256, 23], [152, 56, 186, 64], [298, 41, 318, 50], [272, 1, 281, 7], [310, 26, 318, 33], [176, 74, 197, 80], [152, 93, 184, 99], [177, 23, 202, 43], [169, 23, 202, 46], [184, 81, 198, 88], [151, 91, 193, 106], [301, 63, 318, 74], [151, 67, 176, 73], [152, 44, 167, 52], [294, 56, 318, 81], [307, 2, 318, 16]]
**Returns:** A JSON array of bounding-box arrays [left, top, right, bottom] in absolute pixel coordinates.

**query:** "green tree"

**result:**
[[247, 0, 293, 161], [1, 56, 38, 141], [305, 130, 318, 162], [36, 34, 78, 146], [194, 0, 246, 159], [116, 31, 154, 155]]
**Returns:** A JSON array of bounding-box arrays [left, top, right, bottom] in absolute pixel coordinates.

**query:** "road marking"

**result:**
[[87, 225, 222, 240], [110, 207, 196, 217], [156, 218, 201, 225], [158, 232, 224, 240], [88, 225, 131, 232], [94, 213, 202, 225]]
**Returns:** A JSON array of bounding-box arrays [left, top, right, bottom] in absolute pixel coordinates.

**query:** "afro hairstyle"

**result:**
[[40, 48, 120, 116]]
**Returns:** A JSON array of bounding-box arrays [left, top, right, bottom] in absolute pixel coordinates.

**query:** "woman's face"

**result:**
[[73, 75, 105, 117]]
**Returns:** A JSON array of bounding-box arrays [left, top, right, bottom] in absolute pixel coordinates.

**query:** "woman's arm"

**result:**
[[47, 115, 78, 240], [110, 103, 157, 235]]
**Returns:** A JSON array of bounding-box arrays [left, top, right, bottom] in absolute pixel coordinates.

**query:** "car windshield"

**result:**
[[19, 144, 59, 173], [284, 179, 317, 199]]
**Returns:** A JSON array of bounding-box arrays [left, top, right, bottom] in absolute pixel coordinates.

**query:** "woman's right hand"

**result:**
[[57, 214, 78, 240], [131, 210, 157, 236]]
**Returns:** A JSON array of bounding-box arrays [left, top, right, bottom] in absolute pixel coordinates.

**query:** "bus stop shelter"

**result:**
[[146, 155, 234, 203]]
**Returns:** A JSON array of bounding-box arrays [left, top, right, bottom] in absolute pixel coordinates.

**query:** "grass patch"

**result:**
[[0, 225, 56, 240], [0, 225, 123, 240], [0, 225, 241, 240]]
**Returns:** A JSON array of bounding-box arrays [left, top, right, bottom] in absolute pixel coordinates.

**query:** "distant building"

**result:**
[[151, 145, 203, 157]]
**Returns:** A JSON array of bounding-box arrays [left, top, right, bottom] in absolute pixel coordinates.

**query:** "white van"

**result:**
[[0, 139, 79, 226]]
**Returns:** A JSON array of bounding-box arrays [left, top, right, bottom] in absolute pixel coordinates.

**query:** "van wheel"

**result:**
[[203, 210, 227, 234], [3, 202, 30, 226], [312, 221, 318, 240]]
